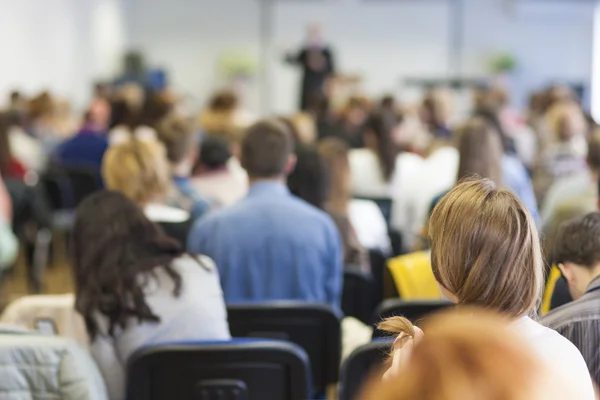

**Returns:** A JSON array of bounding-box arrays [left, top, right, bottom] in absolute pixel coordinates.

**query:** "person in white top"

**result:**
[[383, 179, 595, 399], [350, 112, 423, 200], [191, 135, 249, 207], [391, 145, 458, 251], [71, 191, 230, 400]]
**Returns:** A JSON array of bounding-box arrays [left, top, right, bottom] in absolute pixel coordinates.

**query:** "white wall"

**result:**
[[125, 0, 262, 112], [0, 0, 127, 108]]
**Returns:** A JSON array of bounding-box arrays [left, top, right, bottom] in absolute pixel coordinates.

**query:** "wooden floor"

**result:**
[[0, 237, 74, 309]]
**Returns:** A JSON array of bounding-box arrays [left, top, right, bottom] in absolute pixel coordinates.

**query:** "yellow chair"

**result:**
[[541, 265, 562, 316], [387, 251, 442, 299]]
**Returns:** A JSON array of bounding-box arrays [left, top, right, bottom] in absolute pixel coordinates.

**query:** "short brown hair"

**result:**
[[102, 139, 171, 205], [429, 179, 544, 317], [554, 212, 600, 268], [456, 117, 503, 184], [155, 115, 195, 164], [241, 119, 294, 178]]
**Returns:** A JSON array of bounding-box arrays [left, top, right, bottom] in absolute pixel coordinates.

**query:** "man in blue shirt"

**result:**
[[187, 119, 343, 309]]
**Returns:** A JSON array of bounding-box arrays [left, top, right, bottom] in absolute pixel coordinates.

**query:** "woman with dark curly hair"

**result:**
[[72, 191, 230, 400]]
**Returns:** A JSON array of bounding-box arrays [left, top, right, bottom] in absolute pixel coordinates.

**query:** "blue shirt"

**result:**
[[172, 176, 211, 221], [502, 155, 540, 226], [187, 181, 343, 309], [56, 129, 109, 171]]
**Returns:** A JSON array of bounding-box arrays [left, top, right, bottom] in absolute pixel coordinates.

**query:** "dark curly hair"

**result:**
[[72, 190, 185, 340]]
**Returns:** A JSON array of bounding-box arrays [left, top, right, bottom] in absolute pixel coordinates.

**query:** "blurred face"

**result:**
[[307, 24, 323, 45]]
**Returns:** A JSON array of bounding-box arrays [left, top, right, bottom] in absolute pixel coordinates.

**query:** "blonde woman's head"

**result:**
[[102, 139, 171, 205], [429, 179, 544, 317], [360, 309, 578, 400]]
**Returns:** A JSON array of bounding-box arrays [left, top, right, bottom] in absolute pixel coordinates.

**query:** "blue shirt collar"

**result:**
[[247, 181, 290, 197]]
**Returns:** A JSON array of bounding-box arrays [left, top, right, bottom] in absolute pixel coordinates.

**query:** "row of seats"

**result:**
[[1, 297, 450, 400]]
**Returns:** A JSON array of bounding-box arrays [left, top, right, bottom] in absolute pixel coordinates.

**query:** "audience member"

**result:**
[[155, 114, 211, 220], [424, 179, 594, 397], [102, 137, 192, 244], [319, 137, 390, 253], [0, 174, 18, 270], [533, 100, 588, 202], [321, 97, 369, 148], [541, 213, 600, 387], [0, 114, 29, 180], [198, 90, 255, 139], [188, 119, 343, 308], [454, 117, 539, 223], [391, 115, 458, 251], [350, 112, 423, 200], [55, 97, 111, 176], [362, 309, 585, 400], [288, 143, 368, 270], [72, 191, 229, 400], [542, 131, 600, 247], [190, 135, 248, 207]]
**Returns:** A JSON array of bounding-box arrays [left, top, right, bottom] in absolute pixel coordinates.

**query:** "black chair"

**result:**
[[227, 303, 342, 396], [342, 268, 375, 324], [62, 165, 102, 207], [339, 340, 393, 400], [371, 299, 453, 339], [158, 219, 193, 247], [127, 340, 311, 400]]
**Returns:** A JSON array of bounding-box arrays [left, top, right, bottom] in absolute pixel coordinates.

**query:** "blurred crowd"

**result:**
[[0, 77, 599, 399]]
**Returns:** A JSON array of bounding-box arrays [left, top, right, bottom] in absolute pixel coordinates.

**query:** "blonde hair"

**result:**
[[361, 309, 569, 400], [429, 179, 544, 317], [102, 139, 171, 205], [456, 117, 503, 184], [317, 138, 351, 216]]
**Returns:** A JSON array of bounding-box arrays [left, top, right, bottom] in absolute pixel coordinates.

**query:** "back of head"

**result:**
[[364, 112, 399, 182], [102, 138, 171, 205], [208, 90, 238, 112], [456, 117, 503, 184], [554, 212, 600, 269], [360, 309, 572, 400], [429, 179, 543, 317], [287, 144, 328, 209], [546, 100, 586, 142], [155, 114, 195, 165], [0, 113, 13, 176], [241, 119, 294, 179], [587, 129, 600, 174], [72, 190, 182, 339], [318, 138, 351, 215], [421, 88, 453, 132], [196, 135, 231, 171]]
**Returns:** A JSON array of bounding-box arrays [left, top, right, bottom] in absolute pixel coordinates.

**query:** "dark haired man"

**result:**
[[542, 212, 600, 385], [187, 119, 343, 309]]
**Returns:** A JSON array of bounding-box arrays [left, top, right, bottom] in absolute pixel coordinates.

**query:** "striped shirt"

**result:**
[[542, 275, 600, 386]]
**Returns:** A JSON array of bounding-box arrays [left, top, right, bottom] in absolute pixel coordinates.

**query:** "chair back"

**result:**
[[371, 299, 453, 339], [541, 265, 561, 315], [387, 251, 441, 299], [0, 294, 89, 348], [227, 303, 341, 396], [339, 340, 392, 400], [62, 165, 102, 207], [157, 219, 193, 246], [127, 340, 311, 400], [342, 268, 375, 324]]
